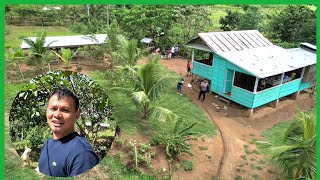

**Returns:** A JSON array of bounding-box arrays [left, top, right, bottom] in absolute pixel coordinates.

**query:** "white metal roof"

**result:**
[[220, 45, 316, 78], [184, 30, 316, 78], [21, 34, 108, 49], [140, 37, 153, 44]]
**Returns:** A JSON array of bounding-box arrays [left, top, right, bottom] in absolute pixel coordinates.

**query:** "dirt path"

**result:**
[[155, 57, 316, 180]]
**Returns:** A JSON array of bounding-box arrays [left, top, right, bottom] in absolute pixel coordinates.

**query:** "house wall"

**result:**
[[193, 54, 256, 108], [192, 53, 312, 109]]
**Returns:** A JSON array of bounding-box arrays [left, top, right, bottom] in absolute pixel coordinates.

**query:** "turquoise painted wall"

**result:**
[[300, 82, 311, 91], [252, 86, 280, 108], [279, 79, 301, 97], [230, 86, 255, 108], [192, 62, 214, 81], [192, 53, 310, 109]]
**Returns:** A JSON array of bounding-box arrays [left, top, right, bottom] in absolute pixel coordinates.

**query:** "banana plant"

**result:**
[[52, 48, 79, 69], [5, 47, 26, 80]]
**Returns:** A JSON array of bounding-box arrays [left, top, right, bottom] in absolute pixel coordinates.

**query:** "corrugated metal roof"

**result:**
[[220, 45, 316, 78], [21, 34, 108, 49], [184, 30, 316, 78], [184, 43, 213, 52], [140, 37, 153, 44], [198, 30, 273, 54]]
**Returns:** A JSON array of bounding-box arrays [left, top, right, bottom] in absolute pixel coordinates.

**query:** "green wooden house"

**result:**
[[184, 30, 316, 116]]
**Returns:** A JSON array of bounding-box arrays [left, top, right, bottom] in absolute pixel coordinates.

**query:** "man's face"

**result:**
[[46, 94, 80, 139]]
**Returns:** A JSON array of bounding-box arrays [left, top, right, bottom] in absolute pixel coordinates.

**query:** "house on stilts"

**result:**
[[184, 30, 316, 117]]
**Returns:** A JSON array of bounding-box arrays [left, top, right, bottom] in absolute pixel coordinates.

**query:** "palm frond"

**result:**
[[148, 106, 178, 122], [110, 87, 135, 97], [129, 91, 150, 107]]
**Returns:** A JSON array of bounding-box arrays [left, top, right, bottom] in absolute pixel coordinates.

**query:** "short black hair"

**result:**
[[48, 88, 79, 111]]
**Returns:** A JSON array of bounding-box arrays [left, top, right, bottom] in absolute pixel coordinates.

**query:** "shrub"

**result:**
[[69, 22, 87, 33], [182, 159, 193, 171]]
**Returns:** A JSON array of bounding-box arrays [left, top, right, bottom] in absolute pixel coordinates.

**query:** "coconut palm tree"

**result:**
[[112, 54, 177, 120], [114, 34, 141, 66], [22, 31, 55, 72], [258, 110, 316, 179]]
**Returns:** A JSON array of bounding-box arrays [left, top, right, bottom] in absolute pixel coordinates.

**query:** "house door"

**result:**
[[223, 69, 234, 94]]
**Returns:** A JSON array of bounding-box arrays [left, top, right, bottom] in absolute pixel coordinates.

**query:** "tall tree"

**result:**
[[238, 5, 263, 30], [268, 5, 316, 45], [219, 9, 241, 31]]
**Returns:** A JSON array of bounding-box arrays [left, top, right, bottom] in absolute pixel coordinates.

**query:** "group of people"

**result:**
[[155, 45, 180, 59], [176, 60, 209, 101]]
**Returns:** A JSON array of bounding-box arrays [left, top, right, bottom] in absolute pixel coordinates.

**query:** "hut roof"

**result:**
[[21, 34, 108, 49]]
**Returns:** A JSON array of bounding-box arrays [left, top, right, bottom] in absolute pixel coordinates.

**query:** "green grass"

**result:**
[[240, 155, 247, 160], [198, 146, 208, 151], [5, 25, 80, 48], [5, 82, 26, 111], [100, 154, 156, 180]]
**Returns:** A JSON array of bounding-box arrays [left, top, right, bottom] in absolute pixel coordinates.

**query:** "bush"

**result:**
[[182, 159, 193, 171], [69, 22, 87, 33], [150, 135, 160, 145]]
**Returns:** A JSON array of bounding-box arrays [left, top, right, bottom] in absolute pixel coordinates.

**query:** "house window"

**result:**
[[283, 68, 303, 83], [233, 72, 255, 92], [194, 49, 214, 66]]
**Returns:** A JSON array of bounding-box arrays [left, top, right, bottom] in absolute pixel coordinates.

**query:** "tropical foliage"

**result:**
[[21, 31, 55, 72], [257, 110, 316, 180], [52, 47, 79, 68], [268, 5, 316, 45], [5, 47, 26, 80], [157, 119, 198, 159], [112, 54, 177, 120]]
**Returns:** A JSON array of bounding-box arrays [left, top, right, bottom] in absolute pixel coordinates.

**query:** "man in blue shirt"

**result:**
[[38, 88, 99, 177]]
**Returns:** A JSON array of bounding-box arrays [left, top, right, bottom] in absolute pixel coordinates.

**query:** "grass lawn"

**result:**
[[5, 82, 26, 111], [5, 25, 80, 47]]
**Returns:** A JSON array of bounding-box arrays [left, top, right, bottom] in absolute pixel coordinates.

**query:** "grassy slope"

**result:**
[[5, 25, 80, 47]]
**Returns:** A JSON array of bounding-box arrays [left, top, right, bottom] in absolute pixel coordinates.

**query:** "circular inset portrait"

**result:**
[[9, 70, 115, 177]]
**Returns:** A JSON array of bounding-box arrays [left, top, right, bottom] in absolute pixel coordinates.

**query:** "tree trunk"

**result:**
[[143, 103, 149, 119], [17, 63, 24, 80]]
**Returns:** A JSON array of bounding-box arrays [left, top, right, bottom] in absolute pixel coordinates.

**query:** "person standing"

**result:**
[[171, 46, 175, 58], [186, 61, 191, 76], [174, 45, 179, 58], [198, 80, 209, 102], [177, 74, 184, 96]]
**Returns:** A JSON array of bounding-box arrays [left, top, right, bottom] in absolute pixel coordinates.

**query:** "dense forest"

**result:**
[[5, 4, 316, 51]]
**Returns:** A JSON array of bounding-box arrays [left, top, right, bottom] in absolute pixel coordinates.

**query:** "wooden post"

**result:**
[[271, 99, 279, 108], [291, 91, 300, 100], [247, 109, 254, 118], [253, 77, 259, 93], [191, 49, 195, 64]]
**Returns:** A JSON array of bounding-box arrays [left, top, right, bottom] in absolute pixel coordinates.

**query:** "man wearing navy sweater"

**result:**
[[38, 88, 99, 177]]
